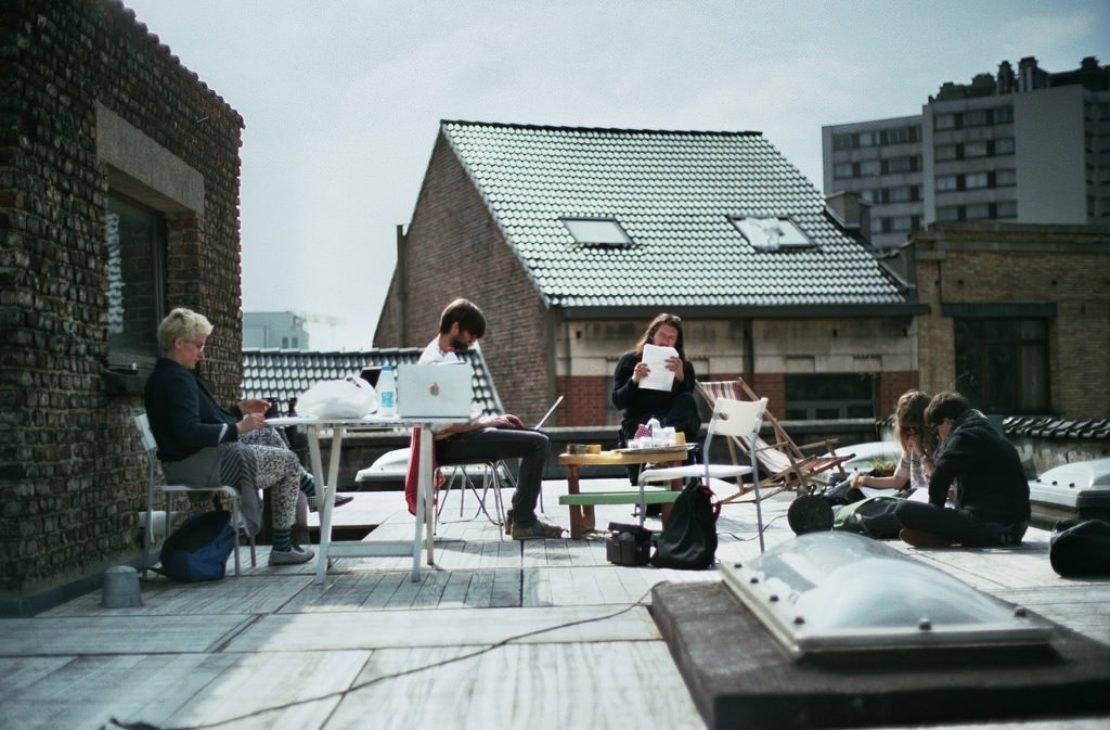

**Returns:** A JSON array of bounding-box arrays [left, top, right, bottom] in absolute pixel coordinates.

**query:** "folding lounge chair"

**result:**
[[696, 377, 851, 503]]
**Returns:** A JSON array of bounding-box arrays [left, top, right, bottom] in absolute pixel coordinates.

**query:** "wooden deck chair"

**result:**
[[696, 377, 852, 503]]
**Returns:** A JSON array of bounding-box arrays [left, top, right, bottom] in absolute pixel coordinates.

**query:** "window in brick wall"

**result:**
[[106, 193, 167, 369], [784, 373, 876, 420], [954, 318, 1049, 413]]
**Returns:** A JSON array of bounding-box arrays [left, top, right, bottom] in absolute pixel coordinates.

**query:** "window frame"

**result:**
[[953, 317, 1050, 414], [105, 192, 168, 370]]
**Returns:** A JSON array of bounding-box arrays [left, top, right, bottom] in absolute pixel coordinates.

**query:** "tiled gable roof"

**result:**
[[241, 348, 503, 417], [442, 120, 907, 309]]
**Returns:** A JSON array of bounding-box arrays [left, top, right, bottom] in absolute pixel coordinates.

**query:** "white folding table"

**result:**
[[267, 414, 468, 583]]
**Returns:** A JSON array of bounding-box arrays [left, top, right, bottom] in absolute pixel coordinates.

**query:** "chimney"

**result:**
[[1018, 56, 1043, 92], [825, 191, 871, 244], [996, 60, 1015, 94]]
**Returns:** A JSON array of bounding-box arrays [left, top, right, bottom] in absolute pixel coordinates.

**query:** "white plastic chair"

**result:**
[[638, 397, 768, 552], [134, 413, 256, 576]]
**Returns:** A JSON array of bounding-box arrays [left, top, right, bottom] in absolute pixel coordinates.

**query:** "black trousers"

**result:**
[[435, 427, 549, 528], [894, 500, 1027, 547]]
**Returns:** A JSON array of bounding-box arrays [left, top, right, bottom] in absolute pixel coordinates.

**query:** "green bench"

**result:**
[[559, 489, 681, 507]]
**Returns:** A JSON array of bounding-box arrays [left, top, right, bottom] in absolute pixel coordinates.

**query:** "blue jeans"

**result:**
[[435, 427, 549, 528], [894, 500, 1027, 547]]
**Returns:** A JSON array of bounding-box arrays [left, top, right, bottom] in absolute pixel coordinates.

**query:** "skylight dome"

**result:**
[[722, 532, 1054, 663]]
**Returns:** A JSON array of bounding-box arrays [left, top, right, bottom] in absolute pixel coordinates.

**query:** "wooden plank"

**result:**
[[226, 605, 661, 652], [0, 615, 252, 655], [324, 642, 704, 730], [559, 490, 680, 506]]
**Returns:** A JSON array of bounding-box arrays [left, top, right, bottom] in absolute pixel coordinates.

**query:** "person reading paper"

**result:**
[[611, 313, 702, 487]]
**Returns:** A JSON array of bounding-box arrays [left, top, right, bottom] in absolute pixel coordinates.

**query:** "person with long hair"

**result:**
[[611, 313, 701, 484], [791, 389, 935, 536], [850, 389, 934, 497], [894, 391, 1030, 547]]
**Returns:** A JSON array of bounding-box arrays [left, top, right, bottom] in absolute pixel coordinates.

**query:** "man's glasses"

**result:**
[[186, 340, 206, 352]]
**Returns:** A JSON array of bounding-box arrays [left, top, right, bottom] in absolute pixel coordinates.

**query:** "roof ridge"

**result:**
[[441, 119, 762, 138]]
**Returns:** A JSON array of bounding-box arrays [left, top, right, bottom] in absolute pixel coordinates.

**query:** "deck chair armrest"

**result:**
[[754, 440, 793, 453], [795, 437, 840, 453]]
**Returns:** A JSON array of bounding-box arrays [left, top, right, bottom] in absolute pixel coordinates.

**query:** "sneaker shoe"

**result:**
[[899, 528, 955, 548], [269, 544, 315, 566], [511, 521, 564, 540]]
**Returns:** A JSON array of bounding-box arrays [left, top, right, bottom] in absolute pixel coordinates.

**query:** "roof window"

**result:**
[[562, 218, 633, 246], [730, 215, 812, 250]]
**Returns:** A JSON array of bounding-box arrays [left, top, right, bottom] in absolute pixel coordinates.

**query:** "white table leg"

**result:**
[[308, 425, 330, 584], [422, 425, 435, 567], [411, 426, 429, 581]]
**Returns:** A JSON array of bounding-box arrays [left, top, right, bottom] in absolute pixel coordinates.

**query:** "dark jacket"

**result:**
[[144, 358, 241, 462], [611, 350, 697, 441], [928, 409, 1030, 524]]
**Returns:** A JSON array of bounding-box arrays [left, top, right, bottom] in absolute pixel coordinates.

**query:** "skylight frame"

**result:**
[[729, 214, 813, 250], [561, 217, 634, 247], [721, 532, 1054, 663]]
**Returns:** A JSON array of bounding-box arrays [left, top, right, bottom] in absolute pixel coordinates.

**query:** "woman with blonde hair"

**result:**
[[145, 308, 328, 565]]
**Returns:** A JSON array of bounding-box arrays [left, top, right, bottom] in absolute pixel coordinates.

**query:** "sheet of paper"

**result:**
[[640, 344, 678, 392]]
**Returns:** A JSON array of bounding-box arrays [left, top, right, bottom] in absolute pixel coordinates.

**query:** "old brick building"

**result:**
[[375, 121, 923, 430], [907, 222, 1110, 419], [0, 0, 243, 614]]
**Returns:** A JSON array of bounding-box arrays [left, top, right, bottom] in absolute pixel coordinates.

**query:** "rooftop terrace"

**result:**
[[2, 481, 1108, 729]]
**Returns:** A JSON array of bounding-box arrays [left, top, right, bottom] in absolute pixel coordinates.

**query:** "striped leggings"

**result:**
[[218, 427, 301, 530]]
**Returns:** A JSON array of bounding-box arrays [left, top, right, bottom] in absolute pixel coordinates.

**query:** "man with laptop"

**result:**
[[418, 298, 563, 539]]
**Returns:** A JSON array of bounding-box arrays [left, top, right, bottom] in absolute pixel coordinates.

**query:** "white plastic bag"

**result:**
[[297, 377, 378, 419]]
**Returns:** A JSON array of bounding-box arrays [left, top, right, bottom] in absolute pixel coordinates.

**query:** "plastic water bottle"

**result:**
[[377, 365, 397, 417], [647, 417, 662, 446]]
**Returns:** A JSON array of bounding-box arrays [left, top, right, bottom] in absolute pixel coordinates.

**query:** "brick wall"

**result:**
[[556, 374, 609, 427], [377, 132, 552, 424], [878, 371, 919, 416], [912, 224, 1110, 419], [0, 0, 243, 606]]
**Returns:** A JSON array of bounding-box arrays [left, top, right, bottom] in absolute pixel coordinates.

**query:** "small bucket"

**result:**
[[102, 565, 143, 608]]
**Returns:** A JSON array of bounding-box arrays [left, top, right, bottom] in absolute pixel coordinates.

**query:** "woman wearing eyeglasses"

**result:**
[[144, 307, 320, 565]]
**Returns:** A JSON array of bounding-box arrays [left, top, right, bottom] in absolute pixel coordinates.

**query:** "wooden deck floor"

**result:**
[[2, 480, 1108, 730]]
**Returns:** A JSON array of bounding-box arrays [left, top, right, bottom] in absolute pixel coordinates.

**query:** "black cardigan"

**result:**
[[143, 357, 241, 462]]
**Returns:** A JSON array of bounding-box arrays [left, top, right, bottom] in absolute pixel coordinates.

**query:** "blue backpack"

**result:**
[[158, 510, 236, 582]]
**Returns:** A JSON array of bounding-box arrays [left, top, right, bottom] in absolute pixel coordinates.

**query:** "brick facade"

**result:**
[[0, 0, 243, 608], [376, 133, 553, 424], [910, 223, 1110, 419]]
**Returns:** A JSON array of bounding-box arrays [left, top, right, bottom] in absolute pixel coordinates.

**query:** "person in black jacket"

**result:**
[[145, 308, 322, 565], [894, 391, 1030, 547], [611, 313, 701, 485]]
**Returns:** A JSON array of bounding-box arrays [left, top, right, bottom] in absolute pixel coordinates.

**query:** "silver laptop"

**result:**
[[397, 363, 473, 419]]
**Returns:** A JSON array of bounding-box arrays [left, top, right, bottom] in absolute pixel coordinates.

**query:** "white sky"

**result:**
[[122, 0, 1110, 350]]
